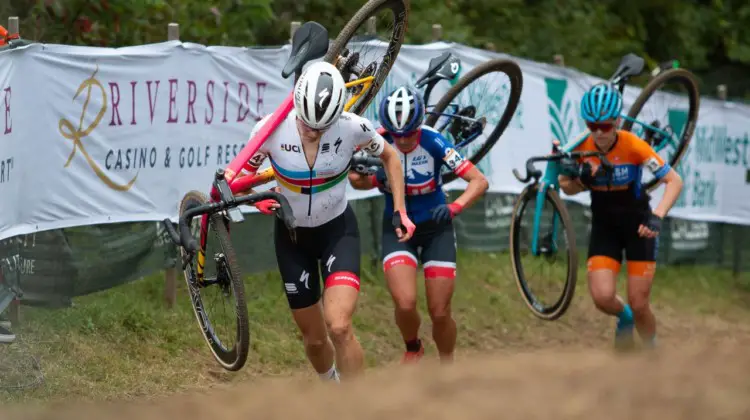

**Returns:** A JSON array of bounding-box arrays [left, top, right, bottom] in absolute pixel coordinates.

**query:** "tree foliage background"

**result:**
[[1, 0, 749, 100]]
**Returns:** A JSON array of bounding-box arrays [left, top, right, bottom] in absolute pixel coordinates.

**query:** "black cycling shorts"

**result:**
[[587, 213, 659, 276], [274, 204, 361, 310], [381, 219, 457, 280]]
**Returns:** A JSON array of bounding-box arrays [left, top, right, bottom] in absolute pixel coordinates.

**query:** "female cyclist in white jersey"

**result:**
[[239, 62, 415, 382]]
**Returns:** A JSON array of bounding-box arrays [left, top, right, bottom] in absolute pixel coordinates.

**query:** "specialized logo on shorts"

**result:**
[[326, 254, 336, 272], [299, 270, 310, 289]]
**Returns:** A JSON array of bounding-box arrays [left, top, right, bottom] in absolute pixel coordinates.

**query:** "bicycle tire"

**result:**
[[425, 58, 523, 184], [179, 190, 249, 371], [621, 68, 700, 193], [509, 185, 577, 321], [325, 0, 409, 115]]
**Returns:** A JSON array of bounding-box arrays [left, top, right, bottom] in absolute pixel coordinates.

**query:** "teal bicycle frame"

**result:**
[[528, 116, 678, 257]]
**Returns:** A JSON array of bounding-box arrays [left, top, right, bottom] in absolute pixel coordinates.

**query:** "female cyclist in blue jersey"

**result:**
[[349, 86, 488, 363], [558, 83, 683, 350]]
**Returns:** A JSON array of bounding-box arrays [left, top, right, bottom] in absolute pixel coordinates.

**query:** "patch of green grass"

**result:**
[[1, 250, 748, 404]]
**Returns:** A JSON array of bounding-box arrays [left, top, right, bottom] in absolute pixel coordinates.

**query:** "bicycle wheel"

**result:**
[[425, 58, 523, 184], [621, 68, 700, 193], [325, 0, 409, 115], [179, 190, 249, 371], [509, 184, 577, 320]]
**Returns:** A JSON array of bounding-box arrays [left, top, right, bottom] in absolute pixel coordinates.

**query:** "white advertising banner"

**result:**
[[1, 39, 749, 240]]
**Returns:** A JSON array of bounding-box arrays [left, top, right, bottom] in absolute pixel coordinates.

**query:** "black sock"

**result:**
[[405, 338, 421, 352]]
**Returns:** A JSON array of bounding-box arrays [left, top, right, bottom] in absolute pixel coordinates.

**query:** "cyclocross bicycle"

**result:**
[[509, 52, 699, 321], [350, 51, 523, 182], [162, 0, 410, 372]]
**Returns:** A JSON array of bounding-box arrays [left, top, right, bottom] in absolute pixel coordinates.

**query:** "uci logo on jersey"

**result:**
[[281, 144, 301, 153]]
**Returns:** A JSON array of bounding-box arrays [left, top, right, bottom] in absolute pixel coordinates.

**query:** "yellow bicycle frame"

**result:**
[[246, 75, 375, 188]]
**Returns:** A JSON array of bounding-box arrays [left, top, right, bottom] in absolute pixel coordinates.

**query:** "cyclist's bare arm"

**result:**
[[379, 142, 407, 212], [652, 169, 682, 217], [440, 146, 488, 209], [634, 140, 683, 218], [453, 164, 488, 208], [558, 175, 587, 195]]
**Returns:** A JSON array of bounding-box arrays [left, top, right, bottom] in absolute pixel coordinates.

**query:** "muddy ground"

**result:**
[[4, 311, 750, 420]]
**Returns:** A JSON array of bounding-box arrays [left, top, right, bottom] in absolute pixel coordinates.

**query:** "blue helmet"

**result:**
[[580, 83, 623, 123], [378, 86, 425, 135]]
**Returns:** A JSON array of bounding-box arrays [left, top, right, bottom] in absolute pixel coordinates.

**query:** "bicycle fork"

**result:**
[[530, 182, 561, 257]]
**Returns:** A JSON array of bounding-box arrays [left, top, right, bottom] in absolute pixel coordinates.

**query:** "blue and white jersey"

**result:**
[[378, 126, 471, 224]]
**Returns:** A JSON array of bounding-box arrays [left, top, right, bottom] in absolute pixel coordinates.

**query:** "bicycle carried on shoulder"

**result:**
[[510, 53, 699, 321], [350, 51, 523, 181], [162, 0, 410, 372]]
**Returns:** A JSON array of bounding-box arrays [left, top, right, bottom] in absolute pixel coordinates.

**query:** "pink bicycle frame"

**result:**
[[194, 92, 294, 253]]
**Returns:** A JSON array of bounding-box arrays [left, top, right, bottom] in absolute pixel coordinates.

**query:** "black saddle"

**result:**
[[415, 52, 461, 88], [282, 21, 330, 79], [610, 53, 645, 83]]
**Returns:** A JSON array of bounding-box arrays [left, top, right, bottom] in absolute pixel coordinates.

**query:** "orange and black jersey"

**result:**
[[573, 130, 671, 215]]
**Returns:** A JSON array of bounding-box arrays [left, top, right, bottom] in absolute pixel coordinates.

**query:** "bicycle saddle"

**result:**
[[610, 53, 645, 83], [282, 21, 330, 79], [415, 52, 461, 88]]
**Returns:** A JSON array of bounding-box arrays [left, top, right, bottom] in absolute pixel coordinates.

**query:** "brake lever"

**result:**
[[266, 191, 297, 243], [162, 219, 182, 246]]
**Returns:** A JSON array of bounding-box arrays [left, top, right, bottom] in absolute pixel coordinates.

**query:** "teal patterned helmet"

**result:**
[[580, 83, 622, 123]]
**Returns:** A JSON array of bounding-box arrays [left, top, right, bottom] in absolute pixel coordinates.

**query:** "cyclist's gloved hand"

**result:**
[[638, 213, 663, 238], [255, 199, 279, 215], [392, 209, 416, 242], [558, 156, 580, 178], [431, 202, 464, 224], [578, 161, 597, 186]]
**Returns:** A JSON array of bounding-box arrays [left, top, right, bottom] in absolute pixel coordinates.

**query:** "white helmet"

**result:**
[[293, 61, 347, 130]]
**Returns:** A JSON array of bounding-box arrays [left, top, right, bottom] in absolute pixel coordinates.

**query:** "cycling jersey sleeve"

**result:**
[[243, 115, 272, 174], [425, 130, 472, 177], [351, 114, 385, 156], [632, 137, 671, 180]]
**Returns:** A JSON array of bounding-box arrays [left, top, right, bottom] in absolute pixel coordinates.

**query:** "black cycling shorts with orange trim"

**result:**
[[587, 214, 658, 278], [381, 219, 457, 280], [274, 204, 361, 310]]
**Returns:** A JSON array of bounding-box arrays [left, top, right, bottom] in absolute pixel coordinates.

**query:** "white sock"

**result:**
[[319, 364, 340, 383]]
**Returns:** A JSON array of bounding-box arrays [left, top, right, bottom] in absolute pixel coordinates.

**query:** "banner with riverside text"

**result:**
[[0, 40, 749, 240]]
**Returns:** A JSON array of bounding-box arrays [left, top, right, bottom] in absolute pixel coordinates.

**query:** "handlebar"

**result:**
[[349, 155, 383, 175], [163, 191, 296, 254], [512, 150, 613, 184]]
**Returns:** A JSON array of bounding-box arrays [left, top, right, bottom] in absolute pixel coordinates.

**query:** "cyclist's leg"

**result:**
[[320, 205, 365, 378], [624, 223, 659, 347], [274, 219, 336, 380], [381, 221, 422, 361], [586, 216, 626, 316], [420, 221, 458, 363]]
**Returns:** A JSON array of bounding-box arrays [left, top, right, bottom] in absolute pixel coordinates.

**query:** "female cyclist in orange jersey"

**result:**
[[558, 83, 683, 350]]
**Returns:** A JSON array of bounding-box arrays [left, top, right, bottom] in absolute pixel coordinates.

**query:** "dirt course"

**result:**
[[5, 329, 750, 420]]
